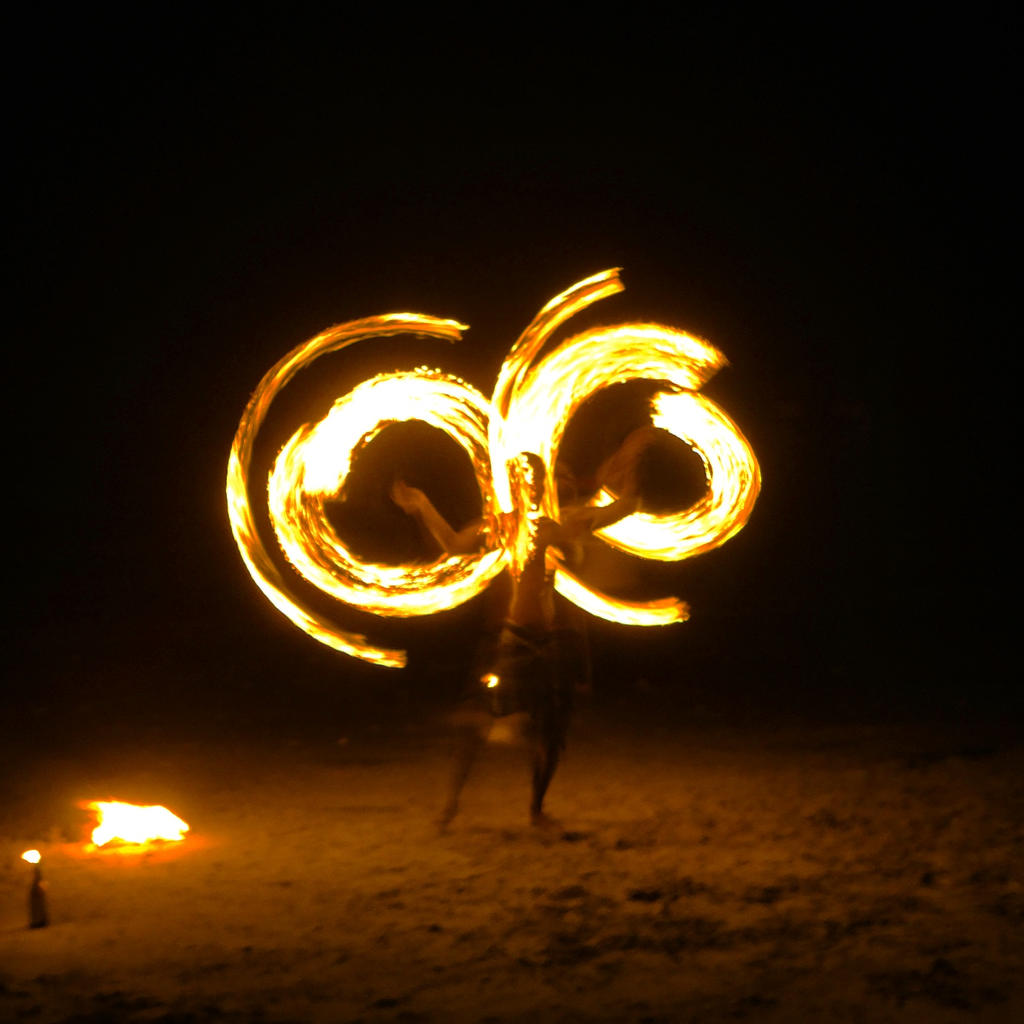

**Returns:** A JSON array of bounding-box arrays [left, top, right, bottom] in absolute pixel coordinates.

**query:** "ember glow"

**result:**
[[21, 850, 41, 864], [88, 801, 190, 848], [228, 269, 760, 663]]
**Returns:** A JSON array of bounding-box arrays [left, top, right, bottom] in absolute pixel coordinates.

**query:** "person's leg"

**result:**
[[529, 734, 561, 825], [526, 636, 574, 826], [438, 705, 491, 829]]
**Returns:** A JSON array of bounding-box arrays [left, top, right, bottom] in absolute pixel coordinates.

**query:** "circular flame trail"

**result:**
[[227, 315, 476, 667], [492, 271, 760, 625], [268, 370, 504, 619], [227, 270, 761, 665]]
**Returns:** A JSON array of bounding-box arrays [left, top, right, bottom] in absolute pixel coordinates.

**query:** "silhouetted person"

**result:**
[[392, 438, 645, 828]]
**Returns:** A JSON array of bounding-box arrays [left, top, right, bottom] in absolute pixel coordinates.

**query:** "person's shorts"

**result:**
[[482, 623, 574, 745]]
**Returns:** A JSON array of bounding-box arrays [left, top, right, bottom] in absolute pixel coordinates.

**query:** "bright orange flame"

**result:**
[[88, 801, 189, 848], [21, 849, 41, 864], [226, 315, 470, 668], [227, 270, 760, 663], [492, 271, 760, 623], [267, 371, 503, 620]]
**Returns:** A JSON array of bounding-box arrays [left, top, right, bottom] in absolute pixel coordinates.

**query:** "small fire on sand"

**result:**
[[85, 801, 190, 849]]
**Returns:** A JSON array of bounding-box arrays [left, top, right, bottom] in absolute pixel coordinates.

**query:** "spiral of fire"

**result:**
[[227, 270, 761, 667]]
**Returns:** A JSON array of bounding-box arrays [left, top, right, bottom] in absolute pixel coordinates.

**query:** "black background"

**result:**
[[6, 10, 1015, 740]]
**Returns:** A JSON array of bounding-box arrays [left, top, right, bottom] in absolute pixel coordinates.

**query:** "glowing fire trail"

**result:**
[[492, 270, 760, 624], [227, 315, 471, 668], [227, 271, 760, 665], [268, 370, 504, 618]]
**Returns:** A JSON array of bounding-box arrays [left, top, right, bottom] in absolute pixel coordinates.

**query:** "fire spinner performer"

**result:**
[[391, 433, 650, 828], [227, 269, 761, 829]]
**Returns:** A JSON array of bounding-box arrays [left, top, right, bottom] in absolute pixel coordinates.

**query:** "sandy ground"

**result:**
[[2, 697, 1022, 1023]]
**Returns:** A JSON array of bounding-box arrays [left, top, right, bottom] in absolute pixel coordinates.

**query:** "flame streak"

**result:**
[[592, 389, 761, 561], [227, 271, 760, 664], [489, 269, 625, 514], [551, 562, 690, 626]]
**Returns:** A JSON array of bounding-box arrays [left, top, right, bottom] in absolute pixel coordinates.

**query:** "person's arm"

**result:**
[[560, 485, 639, 538], [559, 427, 650, 540], [390, 480, 485, 555], [579, 423, 665, 534], [582, 488, 640, 531]]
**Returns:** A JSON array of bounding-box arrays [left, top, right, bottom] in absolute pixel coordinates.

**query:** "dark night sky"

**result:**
[[6, 12, 1016, 726]]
